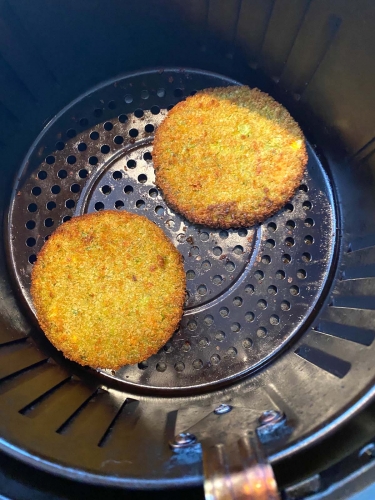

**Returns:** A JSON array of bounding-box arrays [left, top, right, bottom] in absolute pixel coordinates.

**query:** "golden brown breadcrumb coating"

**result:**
[[153, 85, 308, 228], [31, 210, 185, 370]]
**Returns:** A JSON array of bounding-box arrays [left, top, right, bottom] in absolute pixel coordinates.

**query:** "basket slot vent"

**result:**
[[19, 372, 71, 415], [58, 389, 127, 444], [333, 295, 375, 311], [316, 321, 375, 347], [97, 399, 141, 449], [0, 343, 47, 382], [24, 380, 97, 433], [56, 389, 99, 435], [98, 397, 131, 448], [295, 344, 351, 378]]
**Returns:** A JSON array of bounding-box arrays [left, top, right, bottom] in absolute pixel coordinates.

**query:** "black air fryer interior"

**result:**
[[1, 1, 375, 499]]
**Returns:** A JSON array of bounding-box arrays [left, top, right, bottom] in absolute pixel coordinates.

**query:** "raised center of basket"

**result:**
[[78, 140, 257, 309]]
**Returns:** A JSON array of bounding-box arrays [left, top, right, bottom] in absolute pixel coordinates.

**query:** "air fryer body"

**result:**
[[0, 1, 375, 499]]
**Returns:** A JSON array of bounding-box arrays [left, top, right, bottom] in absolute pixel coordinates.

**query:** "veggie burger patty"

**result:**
[[153, 85, 308, 228], [31, 210, 186, 370]]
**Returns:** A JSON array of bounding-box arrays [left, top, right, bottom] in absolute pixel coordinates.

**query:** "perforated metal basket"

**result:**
[[1, 1, 375, 498], [9, 69, 336, 394]]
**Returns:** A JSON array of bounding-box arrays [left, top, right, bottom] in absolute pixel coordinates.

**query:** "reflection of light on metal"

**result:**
[[203, 435, 280, 500], [214, 404, 232, 415], [169, 432, 197, 449], [258, 409, 284, 426], [106, 388, 127, 406]]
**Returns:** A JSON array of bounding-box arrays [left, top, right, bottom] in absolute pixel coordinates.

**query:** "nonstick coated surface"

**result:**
[[8, 69, 335, 391]]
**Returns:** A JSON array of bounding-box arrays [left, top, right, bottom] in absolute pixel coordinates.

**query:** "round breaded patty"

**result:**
[[153, 86, 308, 228], [31, 210, 185, 370]]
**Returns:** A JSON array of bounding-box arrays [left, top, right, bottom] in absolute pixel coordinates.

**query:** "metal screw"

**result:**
[[258, 410, 284, 426], [170, 432, 197, 449], [214, 404, 232, 415]]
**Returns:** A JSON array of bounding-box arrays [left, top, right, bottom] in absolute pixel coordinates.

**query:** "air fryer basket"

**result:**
[[0, 0, 375, 497]]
